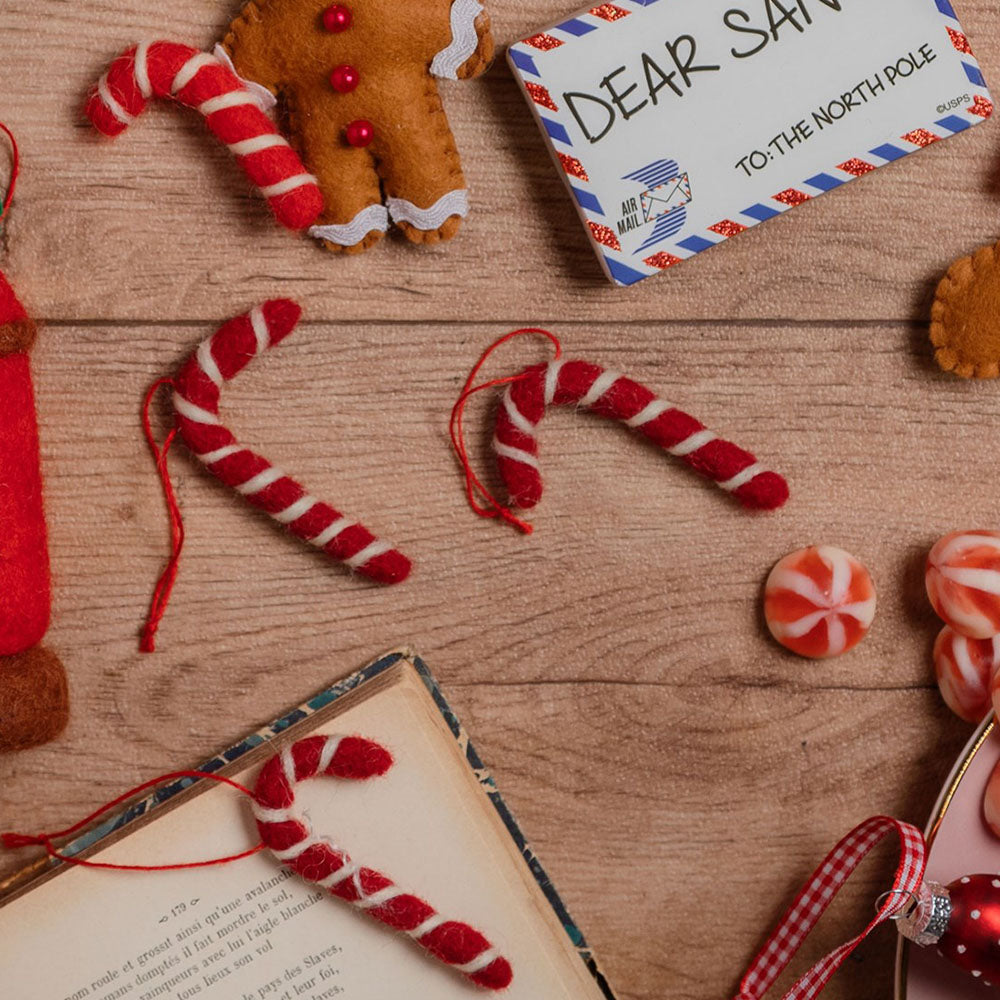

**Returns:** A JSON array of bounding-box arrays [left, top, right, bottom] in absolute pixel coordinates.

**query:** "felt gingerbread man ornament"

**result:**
[[218, 0, 494, 251], [87, 0, 494, 253]]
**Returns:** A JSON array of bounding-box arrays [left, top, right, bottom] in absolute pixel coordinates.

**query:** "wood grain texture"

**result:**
[[1, 2, 998, 998]]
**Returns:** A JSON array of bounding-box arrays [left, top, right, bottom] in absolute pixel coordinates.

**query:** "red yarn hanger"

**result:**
[[449, 328, 563, 535], [0, 121, 20, 224], [2, 770, 263, 871]]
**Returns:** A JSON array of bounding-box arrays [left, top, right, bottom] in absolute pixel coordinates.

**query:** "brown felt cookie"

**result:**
[[0, 646, 69, 753], [221, 0, 494, 253], [931, 241, 1000, 379]]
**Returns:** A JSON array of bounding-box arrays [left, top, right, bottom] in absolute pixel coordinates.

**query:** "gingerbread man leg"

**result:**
[[294, 103, 386, 254], [376, 77, 468, 246]]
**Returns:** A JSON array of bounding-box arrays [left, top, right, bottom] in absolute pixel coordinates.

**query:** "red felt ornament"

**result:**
[[897, 875, 1000, 986], [0, 123, 69, 752]]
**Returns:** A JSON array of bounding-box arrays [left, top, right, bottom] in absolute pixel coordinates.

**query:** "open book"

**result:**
[[0, 650, 615, 1000]]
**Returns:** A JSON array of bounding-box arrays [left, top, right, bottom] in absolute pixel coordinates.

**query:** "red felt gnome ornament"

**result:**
[[0, 126, 68, 752]]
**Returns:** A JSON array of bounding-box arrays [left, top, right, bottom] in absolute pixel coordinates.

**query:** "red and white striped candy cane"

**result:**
[[495, 360, 789, 511], [85, 41, 323, 230], [253, 735, 513, 991], [172, 300, 411, 585]]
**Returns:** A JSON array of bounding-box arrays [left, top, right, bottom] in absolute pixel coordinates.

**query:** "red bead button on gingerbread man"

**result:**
[[221, 0, 494, 252]]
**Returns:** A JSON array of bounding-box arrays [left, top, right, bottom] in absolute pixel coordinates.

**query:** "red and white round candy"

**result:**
[[764, 545, 876, 658], [927, 531, 1000, 639], [934, 626, 1000, 723]]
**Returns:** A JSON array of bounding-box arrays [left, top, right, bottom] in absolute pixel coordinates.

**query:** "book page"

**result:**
[[0, 667, 606, 1000]]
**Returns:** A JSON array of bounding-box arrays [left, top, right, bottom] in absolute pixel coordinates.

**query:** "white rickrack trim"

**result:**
[[310, 204, 389, 247], [386, 189, 468, 229], [430, 0, 485, 79], [212, 43, 277, 112]]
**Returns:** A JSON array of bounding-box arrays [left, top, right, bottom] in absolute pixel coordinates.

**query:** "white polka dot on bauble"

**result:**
[[959, 945, 968, 954]]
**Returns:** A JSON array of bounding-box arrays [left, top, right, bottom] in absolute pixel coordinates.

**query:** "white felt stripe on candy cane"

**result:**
[[544, 360, 564, 406], [228, 134, 289, 157], [281, 746, 297, 788], [235, 467, 286, 496], [212, 43, 278, 112], [249, 305, 271, 355], [718, 462, 765, 493], [252, 804, 294, 824], [197, 444, 245, 465], [502, 390, 537, 437], [494, 439, 539, 469], [668, 429, 717, 457], [171, 52, 219, 94], [456, 948, 501, 975], [625, 399, 672, 429], [578, 370, 620, 409], [260, 174, 322, 199], [310, 518, 355, 548], [198, 91, 258, 116], [273, 496, 318, 525], [318, 859, 360, 889], [318, 735, 342, 774], [409, 914, 447, 939], [134, 41, 154, 99], [174, 394, 222, 426], [197, 338, 223, 387], [345, 541, 395, 571], [355, 886, 406, 910], [271, 836, 322, 862], [98, 74, 134, 125]]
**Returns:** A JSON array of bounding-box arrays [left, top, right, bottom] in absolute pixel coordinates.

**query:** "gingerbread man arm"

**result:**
[[430, 0, 494, 80], [221, 0, 285, 97]]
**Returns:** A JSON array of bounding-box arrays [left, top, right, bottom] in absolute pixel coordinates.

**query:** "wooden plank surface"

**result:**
[[2, 2, 999, 998]]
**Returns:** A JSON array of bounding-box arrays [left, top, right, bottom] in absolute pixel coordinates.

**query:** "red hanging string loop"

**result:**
[[450, 328, 562, 535], [0, 121, 20, 224], [141, 378, 185, 653], [0, 771, 264, 871]]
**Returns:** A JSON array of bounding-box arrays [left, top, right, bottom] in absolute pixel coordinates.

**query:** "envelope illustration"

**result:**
[[641, 174, 692, 222]]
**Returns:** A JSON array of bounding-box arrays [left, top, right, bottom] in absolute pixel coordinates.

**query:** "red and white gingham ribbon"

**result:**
[[734, 817, 927, 1000]]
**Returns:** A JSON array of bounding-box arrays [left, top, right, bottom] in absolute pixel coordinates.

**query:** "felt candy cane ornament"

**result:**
[[0, 125, 69, 752], [252, 735, 513, 990], [1, 737, 514, 989], [85, 41, 323, 231], [142, 300, 411, 651], [452, 331, 788, 535]]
